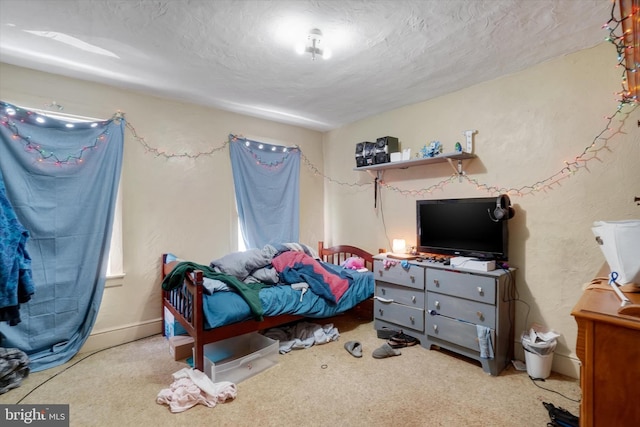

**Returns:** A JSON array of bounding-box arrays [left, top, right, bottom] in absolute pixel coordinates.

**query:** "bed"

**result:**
[[161, 241, 377, 371]]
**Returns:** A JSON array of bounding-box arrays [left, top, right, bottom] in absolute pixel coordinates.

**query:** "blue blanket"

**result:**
[[200, 262, 374, 329], [0, 170, 35, 326]]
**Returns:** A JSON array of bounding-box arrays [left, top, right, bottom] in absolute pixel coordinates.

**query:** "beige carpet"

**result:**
[[1, 313, 580, 427]]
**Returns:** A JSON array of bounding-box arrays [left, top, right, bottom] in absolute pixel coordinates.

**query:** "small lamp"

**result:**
[[392, 239, 406, 254]]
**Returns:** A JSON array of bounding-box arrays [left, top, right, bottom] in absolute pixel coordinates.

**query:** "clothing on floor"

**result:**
[[0, 347, 30, 395], [156, 367, 237, 413], [263, 321, 340, 354]]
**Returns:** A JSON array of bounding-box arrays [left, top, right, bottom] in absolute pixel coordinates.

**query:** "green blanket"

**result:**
[[162, 261, 265, 320]]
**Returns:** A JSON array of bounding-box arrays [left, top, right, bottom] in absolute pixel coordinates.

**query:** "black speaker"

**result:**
[[374, 136, 399, 164], [363, 142, 375, 166], [489, 194, 515, 222], [355, 142, 366, 167]]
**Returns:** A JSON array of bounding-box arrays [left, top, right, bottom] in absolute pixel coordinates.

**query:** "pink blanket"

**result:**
[[271, 251, 349, 303]]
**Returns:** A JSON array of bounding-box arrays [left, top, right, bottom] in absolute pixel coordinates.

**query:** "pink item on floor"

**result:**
[[157, 377, 215, 413], [157, 368, 238, 413]]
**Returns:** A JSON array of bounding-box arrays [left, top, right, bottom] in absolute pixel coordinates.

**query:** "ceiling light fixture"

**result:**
[[295, 28, 331, 60]]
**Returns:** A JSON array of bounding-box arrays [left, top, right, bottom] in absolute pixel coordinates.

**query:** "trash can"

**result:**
[[522, 335, 557, 379]]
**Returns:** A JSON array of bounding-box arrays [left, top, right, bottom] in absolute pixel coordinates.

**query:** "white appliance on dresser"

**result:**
[[373, 254, 515, 376]]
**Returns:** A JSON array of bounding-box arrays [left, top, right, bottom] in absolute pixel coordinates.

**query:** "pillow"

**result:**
[[210, 248, 271, 281]]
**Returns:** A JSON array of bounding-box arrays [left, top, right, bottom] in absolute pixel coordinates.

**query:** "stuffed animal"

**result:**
[[342, 256, 365, 270]]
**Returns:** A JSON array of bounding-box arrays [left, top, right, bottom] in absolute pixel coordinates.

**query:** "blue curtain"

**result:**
[[229, 135, 300, 249], [0, 101, 124, 372]]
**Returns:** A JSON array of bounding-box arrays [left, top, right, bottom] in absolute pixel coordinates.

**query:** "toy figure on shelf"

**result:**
[[421, 140, 442, 158]]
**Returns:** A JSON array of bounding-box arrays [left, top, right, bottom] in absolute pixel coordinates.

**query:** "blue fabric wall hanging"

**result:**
[[0, 101, 124, 372], [229, 135, 300, 249]]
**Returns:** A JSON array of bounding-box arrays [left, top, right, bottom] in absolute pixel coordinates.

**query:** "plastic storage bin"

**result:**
[[201, 332, 279, 384]]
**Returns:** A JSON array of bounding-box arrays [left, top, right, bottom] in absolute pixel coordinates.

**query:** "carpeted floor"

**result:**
[[0, 312, 581, 426]]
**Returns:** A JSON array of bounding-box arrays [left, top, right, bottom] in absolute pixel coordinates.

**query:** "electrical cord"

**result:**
[[498, 269, 580, 403], [14, 334, 158, 404], [529, 375, 581, 403], [376, 181, 393, 250], [375, 222, 580, 403]]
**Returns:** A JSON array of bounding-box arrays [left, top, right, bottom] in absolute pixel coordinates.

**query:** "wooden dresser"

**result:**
[[571, 276, 640, 427]]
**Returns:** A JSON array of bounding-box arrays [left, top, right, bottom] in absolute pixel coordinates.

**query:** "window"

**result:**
[[237, 221, 247, 252], [107, 183, 124, 278]]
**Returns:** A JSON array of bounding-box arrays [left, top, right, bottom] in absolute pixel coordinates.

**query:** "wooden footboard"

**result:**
[[162, 242, 379, 372]]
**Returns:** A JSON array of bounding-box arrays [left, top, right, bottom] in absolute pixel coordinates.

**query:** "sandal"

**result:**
[[389, 331, 419, 347], [387, 340, 407, 349]]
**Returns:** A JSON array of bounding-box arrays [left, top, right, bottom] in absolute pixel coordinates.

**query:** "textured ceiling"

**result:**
[[0, 0, 613, 131]]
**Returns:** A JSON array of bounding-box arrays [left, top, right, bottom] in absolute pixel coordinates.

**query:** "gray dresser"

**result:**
[[373, 255, 515, 376]]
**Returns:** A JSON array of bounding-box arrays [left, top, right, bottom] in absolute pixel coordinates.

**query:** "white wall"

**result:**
[[322, 42, 640, 378], [2, 41, 638, 379], [0, 63, 324, 351]]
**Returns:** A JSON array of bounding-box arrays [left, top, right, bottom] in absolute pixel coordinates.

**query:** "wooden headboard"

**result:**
[[317, 241, 384, 271]]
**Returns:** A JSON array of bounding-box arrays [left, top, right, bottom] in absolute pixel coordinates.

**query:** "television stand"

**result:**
[[373, 254, 515, 376]]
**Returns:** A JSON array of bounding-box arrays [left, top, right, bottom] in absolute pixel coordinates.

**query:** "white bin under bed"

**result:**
[[200, 332, 279, 384]]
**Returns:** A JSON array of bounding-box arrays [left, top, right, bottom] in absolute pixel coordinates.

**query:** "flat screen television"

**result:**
[[416, 197, 509, 261]]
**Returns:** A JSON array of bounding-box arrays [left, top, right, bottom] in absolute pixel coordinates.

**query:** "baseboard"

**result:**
[[550, 352, 581, 379], [80, 318, 163, 354]]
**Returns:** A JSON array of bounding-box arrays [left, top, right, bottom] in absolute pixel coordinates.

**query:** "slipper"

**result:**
[[372, 343, 401, 359], [344, 341, 363, 358]]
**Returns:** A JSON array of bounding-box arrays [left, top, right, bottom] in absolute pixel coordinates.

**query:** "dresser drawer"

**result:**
[[427, 293, 495, 328], [375, 282, 425, 308], [428, 315, 490, 353], [374, 260, 424, 290], [426, 268, 496, 304], [374, 299, 424, 332]]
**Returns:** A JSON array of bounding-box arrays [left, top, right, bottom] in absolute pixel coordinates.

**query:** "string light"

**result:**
[[0, 101, 118, 166], [603, 0, 639, 103], [229, 135, 298, 170], [2, 4, 634, 194], [125, 120, 229, 159], [299, 151, 369, 188], [360, 0, 638, 198]]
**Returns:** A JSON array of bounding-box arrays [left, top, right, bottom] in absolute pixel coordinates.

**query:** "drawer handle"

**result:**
[[433, 279, 440, 287], [433, 324, 438, 332], [379, 308, 384, 316], [409, 316, 415, 324], [477, 287, 483, 294], [374, 296, 394, 303], [411, 295, 416, 303], [434, 301, 440, 308], [476, 311, 484, 320], [410, 275, 415, 283], [378, 270, 383, 277], [381, 288, 386, 295]]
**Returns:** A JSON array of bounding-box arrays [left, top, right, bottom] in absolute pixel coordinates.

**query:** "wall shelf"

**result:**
[[353, 151, 475, 172]]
